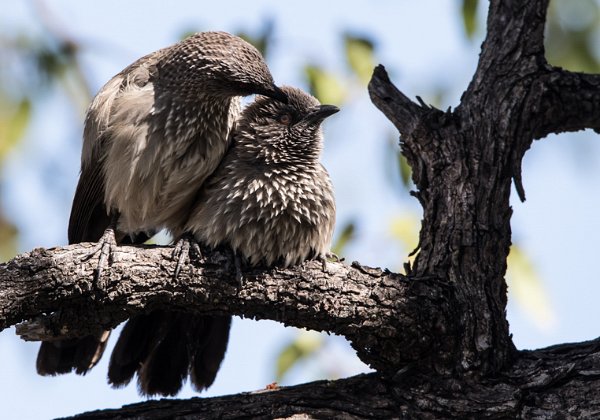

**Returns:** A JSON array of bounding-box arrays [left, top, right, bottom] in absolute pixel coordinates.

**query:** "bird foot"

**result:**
[[171, 233, 203, 280], [325, 251, 343, 262], [81, 227, 117, 288], [318, 252, 341, 274]]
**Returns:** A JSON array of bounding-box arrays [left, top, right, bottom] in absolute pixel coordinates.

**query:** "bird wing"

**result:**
[[67, 159, 109, 243], [68, 52, 159, 244]]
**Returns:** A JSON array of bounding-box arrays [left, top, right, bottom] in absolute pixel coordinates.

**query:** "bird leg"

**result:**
[[233, 251, 244, 287], [317, 254, 329, 273], [171, 233, 203, 280], [81, 225, 117, 288]]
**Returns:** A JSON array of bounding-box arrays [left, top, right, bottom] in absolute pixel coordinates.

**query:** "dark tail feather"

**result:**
[[38, 196, 153, 379], [108, 312, 231, 396], [107, 311, 165, 387], [190, 315, 232, 391], [36, 332, 110, 376], [137, 312, 191, 396]]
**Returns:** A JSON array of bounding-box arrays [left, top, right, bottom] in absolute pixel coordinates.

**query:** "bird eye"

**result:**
[[278, 113, 292, 125]]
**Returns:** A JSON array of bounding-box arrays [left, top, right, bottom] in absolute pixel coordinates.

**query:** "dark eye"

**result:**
[[278, 113, 292, 125]]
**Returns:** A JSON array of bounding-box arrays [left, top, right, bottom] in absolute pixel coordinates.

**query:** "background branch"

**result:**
[[68, 340, 600, 419]]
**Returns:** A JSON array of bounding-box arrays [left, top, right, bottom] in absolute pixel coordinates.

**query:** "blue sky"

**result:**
[[1, 1, 600, 418]]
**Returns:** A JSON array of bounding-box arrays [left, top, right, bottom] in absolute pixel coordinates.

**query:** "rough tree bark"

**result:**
[[2, 0, 600, 418]]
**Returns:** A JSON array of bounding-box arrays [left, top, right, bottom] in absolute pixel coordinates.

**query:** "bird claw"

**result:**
[[81, 227, 117, 288], [318, 252, 341, 274], [325, 252, 342, 262], [172, 234, 202, 280]]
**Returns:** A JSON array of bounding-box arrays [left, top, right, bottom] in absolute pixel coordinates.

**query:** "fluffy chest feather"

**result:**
[[190, 162, 336, 267]]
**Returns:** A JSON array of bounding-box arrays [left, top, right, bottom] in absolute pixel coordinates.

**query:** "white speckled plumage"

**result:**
[[185, 86, 337, 268]]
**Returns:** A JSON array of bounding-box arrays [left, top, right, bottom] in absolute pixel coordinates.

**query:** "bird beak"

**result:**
[[304, 104, 340, 125], [258, 84, 289, 104]]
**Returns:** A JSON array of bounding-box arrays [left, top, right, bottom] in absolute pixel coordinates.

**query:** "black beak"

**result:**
[[304, 104, 340, 125], [258, 84, 289, 104]]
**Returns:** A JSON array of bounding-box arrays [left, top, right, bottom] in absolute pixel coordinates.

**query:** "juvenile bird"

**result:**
[[126, 86, 337, 396], [36, 31, 287, 382], [184, 86, 338, 267]]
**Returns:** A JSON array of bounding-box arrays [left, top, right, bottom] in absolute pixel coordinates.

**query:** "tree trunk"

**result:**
[[2, 0, 600, 418]]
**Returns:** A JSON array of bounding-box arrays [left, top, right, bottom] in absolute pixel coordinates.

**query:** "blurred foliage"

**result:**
[[305, 33, 376, 106], [3, 35, 91, 111], [506, 246, 556, 331], [390, 214, 420, 274], [0, 6, 93, 262], [0, 212, 18, 262], [545, 0, 600, 73], [305, 65, 347, 106], [237, 20, 275, 58], [397, 152, 412, 188], [344, 34, 376, 85], [0, 98, 30, 159], [275, 330, 323, 381], [331, 221, 355, 256], [384, 134, 413, 193], [461, 0, 480, 40]]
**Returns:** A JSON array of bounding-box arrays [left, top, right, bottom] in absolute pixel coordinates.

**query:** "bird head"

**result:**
[[156, 31, 287, 103], [234, 86, 339, 164]]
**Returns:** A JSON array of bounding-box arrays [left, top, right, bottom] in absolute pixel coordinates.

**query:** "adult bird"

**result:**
[[36, 31, 287, 381], [114, 86, 338, 396]]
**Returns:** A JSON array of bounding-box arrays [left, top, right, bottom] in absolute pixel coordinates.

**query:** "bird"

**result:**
[[36, 31, 288, 381], [183, 86, 338, 268], [121, 85, 338, 396]]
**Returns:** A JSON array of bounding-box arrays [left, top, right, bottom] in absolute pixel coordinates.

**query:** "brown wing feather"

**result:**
[[39, 56, 160, 377], [68, 159, 109, 244]]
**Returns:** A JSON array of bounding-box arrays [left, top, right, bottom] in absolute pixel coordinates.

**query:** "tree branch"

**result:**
[[67, 339, 600, 419], [14, 243, 598, 420], [367, 64, 425, 137], [5, 0, 598, 417], [0, 243, 456, 372], [532, 68, 600, 139], [68, 374, 396, 419]]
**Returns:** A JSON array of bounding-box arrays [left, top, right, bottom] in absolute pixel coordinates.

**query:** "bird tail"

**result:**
[[108, 311, 231, 396], [36, 331, 111, 376]]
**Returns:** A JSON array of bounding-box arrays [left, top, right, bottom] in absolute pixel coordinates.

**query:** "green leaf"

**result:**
[[275, 331, 323, 381], [461, 0, 479, 40], [304, 65, 346, 106], [506, 246, 556, 332], [0, 98, 31, 160], [331, 222, 355, 256], [344, 34, 375, 85], [397, 151, 412, 188]]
